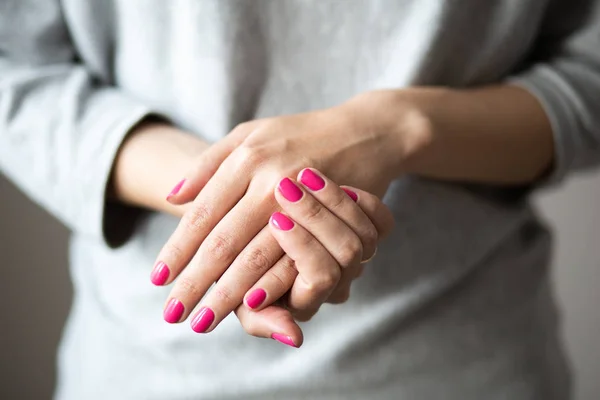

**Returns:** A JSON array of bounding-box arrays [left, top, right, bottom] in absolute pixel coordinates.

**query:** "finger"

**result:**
[[151, 145, 256, 288], [340, 185, 396, 240], [163, 190, 273, 326], [166, 122, 256, 204], [244, 253, 298, 310], [235, 303, 303, 348], [295, 168, 378, 261], [325, 264, 363, 304], [254, 175, 367, 314], [269, 211, 341, 312], [275, 176, 364, 268], [243, 254, 298, 312], [188, 226, 285, 332]]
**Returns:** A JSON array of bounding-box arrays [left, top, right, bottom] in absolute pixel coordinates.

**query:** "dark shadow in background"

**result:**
[[0, 176, 72, 400]]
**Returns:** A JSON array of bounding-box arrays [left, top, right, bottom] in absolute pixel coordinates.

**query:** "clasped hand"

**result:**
[[152, 102, 397, 346]]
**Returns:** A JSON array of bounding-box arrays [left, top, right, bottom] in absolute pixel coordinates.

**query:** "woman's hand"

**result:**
[[243, 169, 395, 321], [187, 168, 394, 338], [232, 177, 394, 348], [111, 118, 395, 347], [153, 98, 409, 332], [159, 167, 394, 337]]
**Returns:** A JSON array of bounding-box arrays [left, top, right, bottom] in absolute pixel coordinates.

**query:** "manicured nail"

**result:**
[[299, 169, 325, 191], [271, 333, 298, 348], [270, 212, 294, 231], [278, 177, 303, 202], [342, 188, 358, 202], [151, 261, 170, 286], [246, 288, 267, 309], [163, 298, 185, 324], [166, 179, 186, 201], [191, 307, 215, 333]]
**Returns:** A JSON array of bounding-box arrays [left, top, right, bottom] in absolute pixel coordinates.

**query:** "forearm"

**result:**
[[110, 120, 209, 216], [358, 85, 554, 185]]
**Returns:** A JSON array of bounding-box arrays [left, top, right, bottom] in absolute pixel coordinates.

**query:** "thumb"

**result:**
[[235, 303, 304, 348]]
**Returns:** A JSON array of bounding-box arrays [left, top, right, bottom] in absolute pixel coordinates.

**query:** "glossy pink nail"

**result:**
[[299, 169, 325, 191], [166, 179, 186, 201], [191, 307, 215, 333], [151, 261, 170, 286], [271, 333, 298, 348], [246, 288, 267, 309], [342, 188, 358, 202], [278, 178, 303, 202], [163, 299, 184, 324], [270, 212, 294, 231]]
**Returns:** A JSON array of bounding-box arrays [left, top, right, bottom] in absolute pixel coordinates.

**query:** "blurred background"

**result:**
[[1, 171, 599, 399]]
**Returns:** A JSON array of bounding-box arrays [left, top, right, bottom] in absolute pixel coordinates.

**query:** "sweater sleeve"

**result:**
[[0, 2, 154, 246], [508, 0, 600, 186]]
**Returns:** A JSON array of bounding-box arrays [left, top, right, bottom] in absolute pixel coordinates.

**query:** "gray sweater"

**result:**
[[2, 1, 600, 399]]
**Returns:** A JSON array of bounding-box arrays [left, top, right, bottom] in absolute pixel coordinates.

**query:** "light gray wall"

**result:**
[[0, 172, 598, 400]]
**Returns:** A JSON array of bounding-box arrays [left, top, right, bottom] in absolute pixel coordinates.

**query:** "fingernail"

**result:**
[[151, 261, 170, 286], [342, 188, 358, 202], [166, 179, 186, 201], [191, 307, 215, 333], [246, 288, 267, 309], [271, 333, 298, 348], [270, 212, 294, 231], [278, 177, 303, 202], [163, 298, 185, 323], [299, 169, 325, 191]]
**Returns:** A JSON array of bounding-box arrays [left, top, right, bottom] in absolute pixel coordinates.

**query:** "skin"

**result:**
[[111, 85, 553, 345], [110, 119, 394, 345]]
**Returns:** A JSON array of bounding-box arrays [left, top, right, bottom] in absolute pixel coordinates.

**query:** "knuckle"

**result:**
[[162, 243, 184, 264], [205, 233, 235, 263], [183, 204, 211, 233], [362, 225, 379, 254], [240, 247, 272, 275], [328, 192, 347, 212], [336, 237, 363, 268], [306, 268, 341, 294], [236, 143, 265, 168], [302, 200, 327, 224], [212, 286, 235, 305], [269, 257, 297, 290], [176, 276, 203, 298]]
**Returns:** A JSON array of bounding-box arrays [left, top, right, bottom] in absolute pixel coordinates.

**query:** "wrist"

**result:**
[[348, 85, 554, 184], [343, 89, 442, 179], [111, 119, 209, 215]]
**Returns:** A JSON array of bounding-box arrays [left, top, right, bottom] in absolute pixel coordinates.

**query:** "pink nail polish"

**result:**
[[299, 169, 325, 191], [166, 179, 186, 201], [246, 288, 267, 309], [271, 333, 298, 348], [270, 212, 294, 231], [151, 261, 170, 286], [164, 298, 185, 323], [191, 307, 215, 333], [342, 188, 358, 202], [278, 178, 303, 202]]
